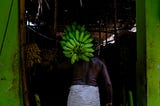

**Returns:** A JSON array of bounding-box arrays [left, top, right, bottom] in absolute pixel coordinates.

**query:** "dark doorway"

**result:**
[[22, 0, 136, 106]]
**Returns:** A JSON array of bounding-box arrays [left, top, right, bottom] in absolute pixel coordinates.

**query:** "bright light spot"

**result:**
[[129, 24, 136, 32], [107, 34, 115, 44], [102, 40, 106, 46], [27, 21, 37, 26]]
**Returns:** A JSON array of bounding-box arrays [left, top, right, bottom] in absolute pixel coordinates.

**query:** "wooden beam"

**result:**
[[19, 0, 30, 106]]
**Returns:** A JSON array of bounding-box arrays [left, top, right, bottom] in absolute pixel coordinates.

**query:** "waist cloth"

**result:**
[[67, 85, 100, 106]]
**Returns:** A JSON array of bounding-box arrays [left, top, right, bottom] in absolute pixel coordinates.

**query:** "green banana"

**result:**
[[81, 43, 93, 48], [73, 39, 80, 46], [60, 41, 66, 47], [77, 25, 81, 30], [76, 54, 79, 61], [68, 39, 76, 47], [64, 54, 72, 58], [71, 22, 76, 31], [81, 33, 91, 42], [66, 41, 74, 49], [79, 32, 85, 42], [63, 51, 73, 58], [62, 35, 67, 41], [80, 25, 85, 32], [83, 52, 94, 57], [83, 37, 93, 44], [66, 25, 71, 32], [80, 54, 90, 62], [72, 31, 76, 37], [62, 45, 72, 51], [75, 30, 80, 41], [68, 32, 75, 39], [71, 53, 77, 64], [81, 47, 95, 53], [66, 34, 71, 40]]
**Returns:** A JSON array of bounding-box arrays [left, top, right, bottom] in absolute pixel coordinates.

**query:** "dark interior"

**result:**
[[24, 0, 136, 106]]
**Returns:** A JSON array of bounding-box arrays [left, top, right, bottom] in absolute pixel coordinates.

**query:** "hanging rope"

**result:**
[[36, 0, 43, 19], [26, 25, 58, 41], [0, 0, 14, 55], [80, 0, 83, 7], [44, 0, 50, 10], [36, 0, 50, 19]]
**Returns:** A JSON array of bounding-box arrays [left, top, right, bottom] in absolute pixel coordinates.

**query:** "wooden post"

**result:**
[[19, 0, 30, 106], [52, 0, 58, 36], [113, 0, 117, 35]]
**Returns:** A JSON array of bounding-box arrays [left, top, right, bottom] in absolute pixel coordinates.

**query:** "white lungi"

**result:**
[[67, 85, 100, 106]]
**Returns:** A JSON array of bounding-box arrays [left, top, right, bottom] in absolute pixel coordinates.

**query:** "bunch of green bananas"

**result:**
[[25, 42, 41, 68], [60, 22, 95, 64], [41, 48, 58, 66]]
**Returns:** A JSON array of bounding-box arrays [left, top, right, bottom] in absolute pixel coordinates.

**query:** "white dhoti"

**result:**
[[67, 85, 100, 106]]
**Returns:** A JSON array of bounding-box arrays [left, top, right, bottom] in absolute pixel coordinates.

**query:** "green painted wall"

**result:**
[[0, 0, 23, 106], [136, 0, 147, 105], [146, 0, 160, 105], [137, 0, 160, 106]]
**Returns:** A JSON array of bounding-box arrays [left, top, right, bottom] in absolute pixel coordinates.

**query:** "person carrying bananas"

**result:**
[[59, 23, 113, 106]]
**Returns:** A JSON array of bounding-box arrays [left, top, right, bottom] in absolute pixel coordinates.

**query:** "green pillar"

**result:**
[[136, 0, 147, 105], [136, 0, 160, 106], [0, 0, 23, 106], [146, 0, 160, 105]]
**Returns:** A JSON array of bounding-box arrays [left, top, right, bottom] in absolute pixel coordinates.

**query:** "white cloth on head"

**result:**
[[67, 85, 100, 106]]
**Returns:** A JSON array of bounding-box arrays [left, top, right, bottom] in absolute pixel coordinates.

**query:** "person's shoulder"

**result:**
[[91, 56, 102, 60], [93, 57, 107, 65], [91, 57, 103, 64]]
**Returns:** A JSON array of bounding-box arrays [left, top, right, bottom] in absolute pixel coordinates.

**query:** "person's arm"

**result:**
[[100, 59, 113, 105]]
